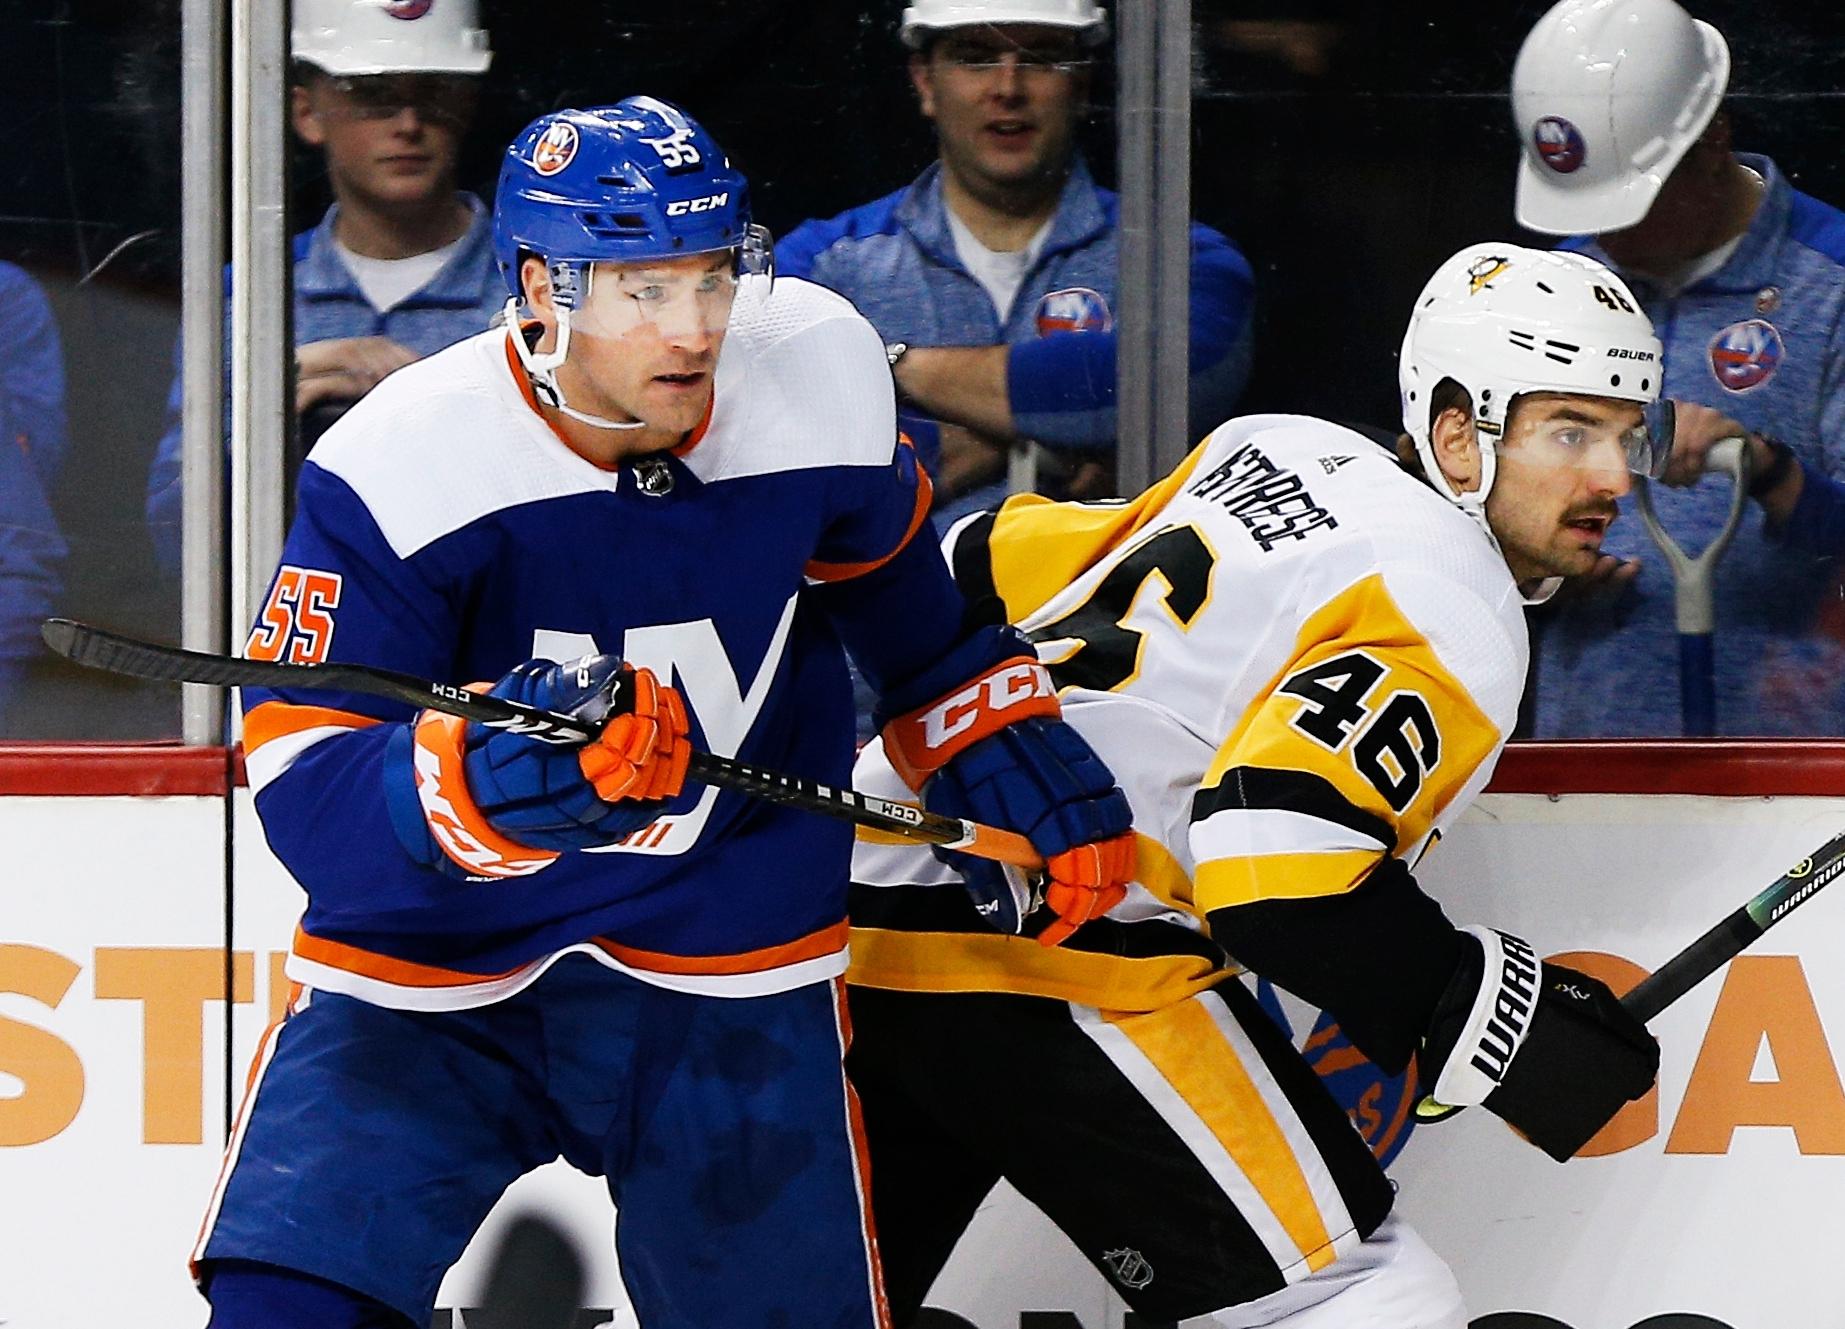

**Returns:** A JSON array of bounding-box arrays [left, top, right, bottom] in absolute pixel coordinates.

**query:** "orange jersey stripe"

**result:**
[[804, 450, 935, 584], [243, 700, 382, 755], [592, 920, 849, 976], [293, 925, 532, 988], [293, 920, 851, 992]]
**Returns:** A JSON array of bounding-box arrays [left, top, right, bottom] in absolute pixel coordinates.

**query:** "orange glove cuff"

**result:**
[[410, 709, 561, 879], [880, 655, 1061, 792]]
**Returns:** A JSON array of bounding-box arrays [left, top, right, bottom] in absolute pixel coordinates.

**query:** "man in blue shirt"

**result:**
[[146, 0, 502, 576], [0, 262, 67, 724], [1512, 0, 1845, 736], [778, 0, 1255, 523]]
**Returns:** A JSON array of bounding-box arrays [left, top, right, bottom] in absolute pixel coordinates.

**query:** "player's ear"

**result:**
[[520, 257, 554, 314], [1430, 405, 1482, 494], [909, 52, 938, 119]]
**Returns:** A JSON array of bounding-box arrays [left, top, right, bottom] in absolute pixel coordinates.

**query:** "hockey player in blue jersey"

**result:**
[[193, 98, 1135, 1329]]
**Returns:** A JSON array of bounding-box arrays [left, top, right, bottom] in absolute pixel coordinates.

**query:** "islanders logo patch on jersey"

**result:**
[[1708, 318, 1785, 393], [1532, 116, 1586, 174], [384, 0, 434, 18], [1035, 287, 1113, 336], [532, 121, 579, 177]]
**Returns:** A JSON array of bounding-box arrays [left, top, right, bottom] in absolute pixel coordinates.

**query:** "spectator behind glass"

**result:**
[[145, 0, 501, 577], [777, 0, 1256, 526], [0, 262, 67, 724], [1513, 0, 1845, 736]]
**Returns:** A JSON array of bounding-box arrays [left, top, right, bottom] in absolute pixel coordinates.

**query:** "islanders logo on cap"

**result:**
[[532, 121, 579, 177], [384, 0, 435, 18], [1709, 318, 1785, 393], [1035, 287, 1113, 336], [1533, 116, 1586, 174]]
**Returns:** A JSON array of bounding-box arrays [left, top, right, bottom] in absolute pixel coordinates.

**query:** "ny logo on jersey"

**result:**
[[248, 566, 343, 665], [531, 594, 800, 856]]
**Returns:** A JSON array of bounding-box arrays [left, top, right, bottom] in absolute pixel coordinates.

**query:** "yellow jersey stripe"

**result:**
[[1104, 998, 1339, 1274], [846, 926, 1223, 1012], [979, 442, 1211, 622], [1194, 848, 1382, 914]]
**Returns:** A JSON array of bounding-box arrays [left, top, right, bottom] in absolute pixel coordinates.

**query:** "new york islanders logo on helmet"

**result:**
[[1035, 287, 1113, 336], [1709, 318, 1784, 393], [531, 121, 579, 177], [1532, 116, 1586, 174]]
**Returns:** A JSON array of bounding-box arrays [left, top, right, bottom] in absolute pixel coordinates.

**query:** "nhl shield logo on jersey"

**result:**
[[532, 121, 580, 177], [1532, 116, 1586, 173], [1102, 1247, 1154, 1290], [1034, 287, 1113, 336], [384, 0, 435, 18], [1708, 318, 1785, 393]]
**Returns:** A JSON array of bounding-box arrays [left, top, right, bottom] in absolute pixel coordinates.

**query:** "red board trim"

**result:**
[[0, 744, 238, 796], [1489, 741, 1845, 798], [0, 740, 1843, 799]]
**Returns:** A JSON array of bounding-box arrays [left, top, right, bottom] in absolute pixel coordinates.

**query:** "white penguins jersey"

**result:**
[[849, 414, 1531, 1011]]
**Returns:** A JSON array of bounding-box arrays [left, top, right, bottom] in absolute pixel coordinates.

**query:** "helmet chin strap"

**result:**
[[503, 298, 649, 432]]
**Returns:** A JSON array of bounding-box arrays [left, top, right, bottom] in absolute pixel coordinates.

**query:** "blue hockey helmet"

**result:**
[[493, 97, 770, 307]]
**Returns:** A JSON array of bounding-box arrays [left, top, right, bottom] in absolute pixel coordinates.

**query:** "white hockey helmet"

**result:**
[[1398, 243, 1667, 523], [900, 0, 1109, 50], [1512, 0, 1729, 235], [293, 0, 493, 77]]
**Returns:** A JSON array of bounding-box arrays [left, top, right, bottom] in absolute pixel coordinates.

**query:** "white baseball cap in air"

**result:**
[[1511, 0, 1728, 236], [293, 0, 493, 77]]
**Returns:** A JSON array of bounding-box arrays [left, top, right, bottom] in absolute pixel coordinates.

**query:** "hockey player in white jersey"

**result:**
[[846, 243, 1666, 1326]]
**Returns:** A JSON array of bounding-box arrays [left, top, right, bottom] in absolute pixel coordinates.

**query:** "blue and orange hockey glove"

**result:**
[[880, 639, 1135, 946], [387, 654, 691, 878]]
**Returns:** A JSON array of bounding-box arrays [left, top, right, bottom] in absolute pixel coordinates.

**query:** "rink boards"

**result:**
[[2, 758, 1841, 1329]]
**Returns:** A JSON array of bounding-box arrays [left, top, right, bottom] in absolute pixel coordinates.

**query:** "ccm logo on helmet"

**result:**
[[665, 192, 730, 217], [922, 662, 1056, 751]]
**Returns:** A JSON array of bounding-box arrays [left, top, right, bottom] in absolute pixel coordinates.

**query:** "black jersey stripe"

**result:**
[[1191, 766, 1395, 852], [948, 509, 1000, 606]]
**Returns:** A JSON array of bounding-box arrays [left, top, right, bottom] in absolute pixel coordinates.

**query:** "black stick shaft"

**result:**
[[40, 618, 1043, 866]]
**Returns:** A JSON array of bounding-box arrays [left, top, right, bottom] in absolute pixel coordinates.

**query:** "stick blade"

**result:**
[[39, 617, 83, 663], [42, 618, 245, 687]]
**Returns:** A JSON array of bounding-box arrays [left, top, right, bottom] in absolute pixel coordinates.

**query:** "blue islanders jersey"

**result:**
[[241, 276, 955, 1009]]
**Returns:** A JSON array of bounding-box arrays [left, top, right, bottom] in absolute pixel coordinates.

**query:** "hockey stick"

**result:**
[[40, 618, 1044, 869], [1618, 823, 1845, 1022], [1418, 824, 1845, 1122]]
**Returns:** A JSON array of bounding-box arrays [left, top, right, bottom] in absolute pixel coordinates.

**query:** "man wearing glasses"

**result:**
[[779, 0, 1255, 524], [145, 0, 502, 576]]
